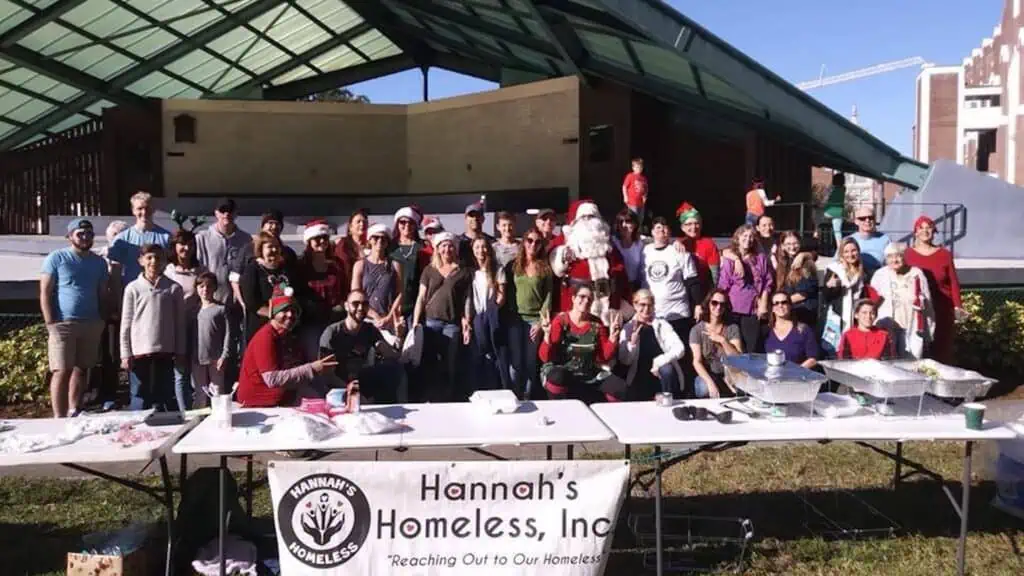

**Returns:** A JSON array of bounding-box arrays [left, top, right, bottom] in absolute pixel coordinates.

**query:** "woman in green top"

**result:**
[[502, 227, 554, 399], [824, 172, 846, 251], [390, 207, 430, 322]]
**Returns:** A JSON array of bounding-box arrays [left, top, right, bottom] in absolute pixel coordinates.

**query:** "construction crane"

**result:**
[[797, 57, 931, 91]]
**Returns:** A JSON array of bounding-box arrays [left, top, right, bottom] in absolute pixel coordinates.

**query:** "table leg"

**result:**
[[246, 455, 254, 519], [158, 456, 175, 576], [567, 444, 574, 461], [179, 453, 188, 500], [219, 455, 227, 576], [892, 441, 904, 489], [655, 444, 663, 576], [956, 441, 973, 576], [546, 445, 553, 460], [624, 445, 631, 460]]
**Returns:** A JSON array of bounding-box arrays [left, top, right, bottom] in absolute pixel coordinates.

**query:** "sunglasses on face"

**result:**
[[370, 236, 386, 242], [772, 300, 790, 306], [398, 220, 414, 226], [524, 237, 540, 245], [709, 300, 726, 307], [72, 230, 94, 239], [857, 216, 875, 222]]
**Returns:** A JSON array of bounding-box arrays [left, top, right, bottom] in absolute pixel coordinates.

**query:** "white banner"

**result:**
[[268, 459, 630, 575]]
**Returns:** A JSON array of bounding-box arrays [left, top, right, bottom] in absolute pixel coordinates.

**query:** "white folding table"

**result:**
[[591, 397, 1018, 576], [0, 414, 198, 576], [172, 399, 614, 576]]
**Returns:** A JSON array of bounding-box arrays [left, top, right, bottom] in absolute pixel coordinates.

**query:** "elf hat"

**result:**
[[676, 202, 701, 224], [269, 283, 299, 317]]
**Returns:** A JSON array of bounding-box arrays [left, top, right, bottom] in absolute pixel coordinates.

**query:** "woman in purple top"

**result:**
[[717, 224, 773, 354], [764, 291, 819, 369]]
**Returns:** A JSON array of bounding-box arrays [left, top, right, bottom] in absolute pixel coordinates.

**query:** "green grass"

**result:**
[[3, 442, 1024, 575]]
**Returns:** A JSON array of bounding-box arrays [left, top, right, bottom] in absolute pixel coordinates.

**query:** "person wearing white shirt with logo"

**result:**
[[642, 217, 703, 342]]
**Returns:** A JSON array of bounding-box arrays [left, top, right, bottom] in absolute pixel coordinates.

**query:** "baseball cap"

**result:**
[[66, 218, 93, 235], [464, 201, 484, 215], [534, 208, 556, 218], [215, 198, 236, 213]]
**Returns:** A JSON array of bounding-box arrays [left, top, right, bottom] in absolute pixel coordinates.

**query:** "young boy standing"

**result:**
[[193, 272, 232, 407], [621, 157, 648, 223], [120, 244, 185, 411]]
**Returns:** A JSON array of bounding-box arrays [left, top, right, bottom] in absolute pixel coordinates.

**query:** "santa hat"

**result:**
[[367, 223, 390, 239], [676, 202, 701, 224], [431, 231, 456, 249], [269, 283, 299, 317], [303, 218, 332, 244], [568, 199, 600, 224], [393, 206, 422, 226], [422, 216, 443, 233]]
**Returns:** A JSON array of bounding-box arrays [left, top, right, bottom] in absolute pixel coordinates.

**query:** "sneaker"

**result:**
[[68, 409, 83, 417], [101, 401, 116, 412]]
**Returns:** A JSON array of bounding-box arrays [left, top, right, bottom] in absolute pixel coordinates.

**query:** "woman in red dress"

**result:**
[[903, 216, 963, 363]]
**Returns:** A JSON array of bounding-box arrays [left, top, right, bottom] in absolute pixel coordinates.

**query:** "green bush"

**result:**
[[954, 292, 1024, 380], [0, 324, 49, 405]]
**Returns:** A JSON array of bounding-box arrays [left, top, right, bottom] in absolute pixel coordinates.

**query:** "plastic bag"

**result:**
[[331, 411, 403, 435], [994, 446, 1024, 520], [272, 412, 341, 443], [400, 324, 423, 366], [81, 522, 152, 556]]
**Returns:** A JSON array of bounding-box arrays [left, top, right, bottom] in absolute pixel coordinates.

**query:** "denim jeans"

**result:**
[[173, 363, 192, 412], [470, 308, 511, 393], [423, 318, 462, 401], [693, 374, 728, 399], [506, 317, 540, 399], [129, 354, 175, 411]]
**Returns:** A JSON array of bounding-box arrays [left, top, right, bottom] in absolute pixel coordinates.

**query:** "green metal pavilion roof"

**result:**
[[0, 0, 929, 188]]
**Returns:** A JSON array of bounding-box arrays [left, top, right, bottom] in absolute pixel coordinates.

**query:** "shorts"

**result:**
[[47, 320, 104, 371]]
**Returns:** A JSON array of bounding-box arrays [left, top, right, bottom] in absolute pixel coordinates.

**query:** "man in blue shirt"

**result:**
[[40, 218, 110, 417], [846, 204, 891, 278], [107, 191, 171, 281]]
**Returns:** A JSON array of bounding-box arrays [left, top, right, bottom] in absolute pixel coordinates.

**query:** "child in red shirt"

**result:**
[[838, 298, 895, 360], [621, 158, 648, 217]]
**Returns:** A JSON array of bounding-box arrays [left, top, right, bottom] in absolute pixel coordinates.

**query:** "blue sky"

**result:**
[[349, 0, 1005, 156]]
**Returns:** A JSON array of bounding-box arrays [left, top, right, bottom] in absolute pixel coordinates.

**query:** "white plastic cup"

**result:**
[[211, 394, 232, 429]]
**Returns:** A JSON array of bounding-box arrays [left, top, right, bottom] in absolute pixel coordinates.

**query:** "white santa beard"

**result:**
[[567, 218, 612, 261]]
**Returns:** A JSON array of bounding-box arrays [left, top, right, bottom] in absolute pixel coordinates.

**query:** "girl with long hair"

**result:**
[[163, 228, 206, 412], [503, 227, 554, 399], [352, 224, 402, 330], [775, 231, 819, 327], [612, 208, 644, 292], [764, 291, 819, 369], [468, 236, 511, 390], [240, 232, 298, 343], [298, 219, 345, 361], [412, 232, 473, 401], [391, 207, 431, 324], [821, 237, 877, 355], [333, 208, 368, 297], [689, 289, 742, 398], [717, 224, 773, 353]]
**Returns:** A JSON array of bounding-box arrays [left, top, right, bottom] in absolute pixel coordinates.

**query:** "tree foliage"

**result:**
[[304, 87, 370, 103]]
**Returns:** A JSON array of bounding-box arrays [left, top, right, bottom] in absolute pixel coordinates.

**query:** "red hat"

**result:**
[[913, 215, 935, 231], [302, 218, 332, 243], [269, 283, 299, 317], [568, 199, 600, 223], [422, 216, 443, 232]]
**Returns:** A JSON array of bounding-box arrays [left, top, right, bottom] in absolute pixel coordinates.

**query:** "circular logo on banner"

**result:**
[[647, 260, 670, 282], [277, 473, 371, 568]]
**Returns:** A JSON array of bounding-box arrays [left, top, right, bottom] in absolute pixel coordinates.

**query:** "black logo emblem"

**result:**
[[277, 473, 371, 568], [647, 260, 670, 282]]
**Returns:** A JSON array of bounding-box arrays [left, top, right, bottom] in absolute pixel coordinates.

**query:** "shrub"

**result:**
[[954, 292, 1024, 381], [0, 323, 49, 404]]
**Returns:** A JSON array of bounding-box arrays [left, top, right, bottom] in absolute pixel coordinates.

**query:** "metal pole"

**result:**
[[219, 456, 227, 576], [422, 66, 429, 102], [799, 202, 806, 238], [655, 445, 663, 576], [956, 441, 973, 576], [159, 457, 175, 576]]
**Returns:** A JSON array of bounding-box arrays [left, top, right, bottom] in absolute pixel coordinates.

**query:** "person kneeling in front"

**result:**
[[237, 284, 337, 407], [538, 283, 625, 403], [614, 289, 686, 401], [319, 289, 406, 403]]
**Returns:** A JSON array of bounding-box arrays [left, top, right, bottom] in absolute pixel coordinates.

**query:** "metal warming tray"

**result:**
[[887, 359, 994, 399], [722, 354, 827, 404], [819, 360, 930, 399]]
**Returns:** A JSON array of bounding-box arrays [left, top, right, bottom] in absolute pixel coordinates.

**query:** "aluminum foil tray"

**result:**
[[722, 354, 827, 405], [819, 360, 930, 399], [887, 359, 994, 399]]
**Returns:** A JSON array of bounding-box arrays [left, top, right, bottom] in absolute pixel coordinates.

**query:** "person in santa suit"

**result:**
[[549, 199, 632, 324]]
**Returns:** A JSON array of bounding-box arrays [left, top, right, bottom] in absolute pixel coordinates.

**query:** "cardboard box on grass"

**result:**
[[66, 523, 157, 576]]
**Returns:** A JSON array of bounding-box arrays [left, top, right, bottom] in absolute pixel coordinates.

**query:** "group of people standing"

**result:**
[[38, 167, 965, 417]]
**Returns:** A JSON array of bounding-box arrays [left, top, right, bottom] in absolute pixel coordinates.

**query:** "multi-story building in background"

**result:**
[[915, 0, 1024, 183]]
